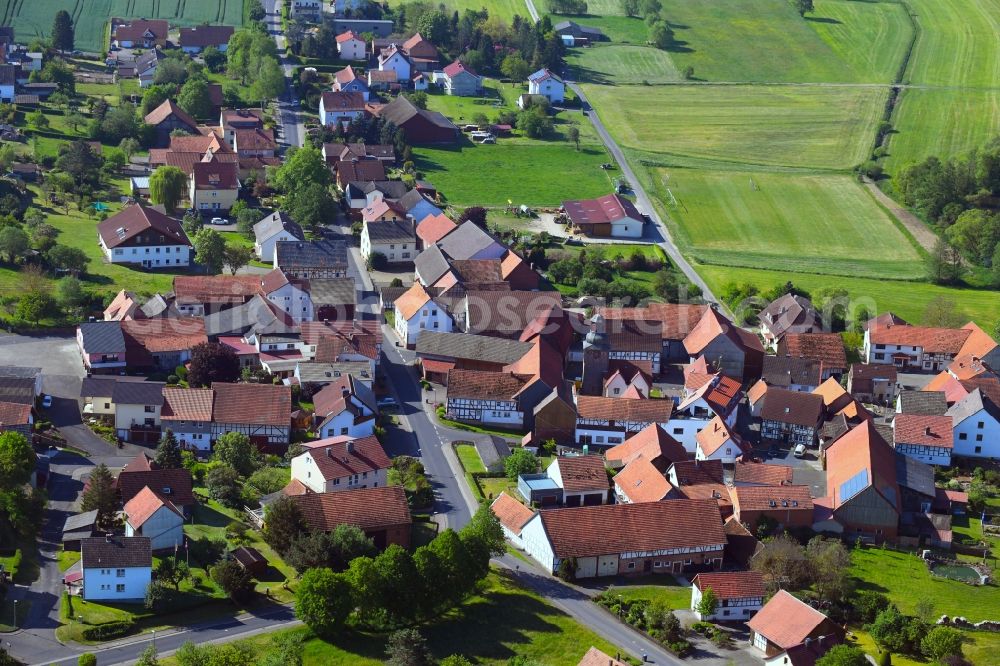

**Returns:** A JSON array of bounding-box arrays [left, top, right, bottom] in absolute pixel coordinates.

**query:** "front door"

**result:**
[[643, 560, 652, 573]]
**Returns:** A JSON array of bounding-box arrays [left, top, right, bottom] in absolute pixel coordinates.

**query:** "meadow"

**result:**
[[383, 0, 527, 22], [653, 169, 925, 279], [582, 84, 886, 170], [0, 0, 244, 53]]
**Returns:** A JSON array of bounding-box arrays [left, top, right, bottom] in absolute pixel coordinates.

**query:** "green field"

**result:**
[[903, 0, 1000, 87], [0, 0, 244, 53], [567, 44, 682, 85], [584, 84, 886, 170], [655, 169, 924, 278], [384, 0, 527, 22], [695, 264, 1000, 328]]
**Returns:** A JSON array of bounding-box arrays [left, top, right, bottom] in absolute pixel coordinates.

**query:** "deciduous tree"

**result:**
[[149, 166, 188, 214], [210, 559, 254, 601], [262, 495, 308, 554], [212, 432, 262, 477], [194, 228, 227, 274], [178, 77, 212, 119], [295, 568, 353, 635], [505, 448, 538, 481], [188, 342, 240, 387]]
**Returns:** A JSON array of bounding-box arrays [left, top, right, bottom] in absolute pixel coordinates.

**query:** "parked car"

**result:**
[[41, 394, 52, 409], [377, 396, 398, 410], [793, 443, 806, 458], [210, 217, 228, 225]]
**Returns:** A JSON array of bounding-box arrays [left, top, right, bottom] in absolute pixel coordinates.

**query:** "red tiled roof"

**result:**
[[178, 25, 233, 48], [826, 420, 898, 511], [778, 333, 847, 369], [290, 485, 411, 532], [578, 647, 629, 666], [122, 318, 206, 354], [599, 303, 709, 341], [605, 423, 688, 469], [554, 456, 608, 493], [443, 60, 477, 78], [173, 275, 261, 304], [117, 468, 195, 508], [695, 416, 745, 457], [958, 322, 999, 359], [490, 492, 535, 535], [234, 127, 276, 151], [563, 193, 641, 226], [731, 484, 814, 513], [416, 213, 457, 245], [684, 308, 764, 356], [143, 99, 197, 129], [692, 570, 766, 599], [211, 382, 291, 428], [321, 91, 368, 112], [747, 590, 832, 649], [300, 435, 391, 480], [192, 161, 239, 190], [893, 414, 953, 449], [122, 452, 156, 473], [733, 461, 793, 486], [336, 31, 362, 43], [538, 499, 726, 558], [613, 457, 672, 503], [161, 387, 213, 422], [575, 395, 672, 423], [124, 485, 182, 528], [394, 282, 432, 320], [447, 369, 532, 401], [0, 400, 31, 426], [869, 324, 972, 354]]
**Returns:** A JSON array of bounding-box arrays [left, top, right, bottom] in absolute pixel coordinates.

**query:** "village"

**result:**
[[0, 1, 997, 666]]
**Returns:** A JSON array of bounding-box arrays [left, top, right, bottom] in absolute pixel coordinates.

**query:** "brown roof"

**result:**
[[97, 204, 191, 249], [614, 457, 673, 503], [537, 499, 726, 558], [893, 414, 953, 449], [161, 387, 213, 422], [684, 308, 764, 356], [605, 423, 688, 469], [599, 303, 709, 341], [0, 400, 31, 426], [464, 291, 563, 336], [447, 369, 532, 401], [143, 99, 198, 129], [578, 647, 629, 666], [723, 516, 763, 567], [234, 127, 276, 151], [124, 485, 182, 528], [575, 395, 672, 423], [869, 324, 972, 354], [490, 492, 535, 535], [760, 388, 824, 428], [562, 193, 642, 226], [554, 456, 608, 493], [122, 318, 207, 354], [173, 274, 261, 304], [114, 19, 168, 43], [321, 91, 368, 112], [747, 590, 832, 649], [731, 484, 814, 513], [211, 382, 291, 428], [300, 435, 391, 480], [290, 485, 411, 532], [117, 468, 195, 508], [178, 24, 234, 48], [192, 161, 239, 190], [733, 461, 793, 486], [122, 452, 156, 473], [778, 333, 847, 369], [337, 158, 386, 184], [692, 570, 766, 599]]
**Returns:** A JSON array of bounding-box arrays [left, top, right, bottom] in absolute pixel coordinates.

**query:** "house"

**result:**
[[97, 204, 192, 267], [0, 65, 13, 102], [77, 321, 127, 373], [749, 590, 842, 654], [947, 388, 1000, 459], [81, 537, 152, 602], [112, 18, 168, 49], [864, 322, 973, 371], [323, 142, 396, 165], [0, 400, 31, 438], [575, 395, 673, 448], [134, 48, 166, 87], [287, 485, 412, 549], [491, 492, 535, 549], [580, 315, 662, 395], [730, 485, 814, 532], [684, 308, 764, 383], [336, 31, 367, 60], [62, 510, 99, 551], [553, 20, 606, 45], [462, 291, 564, 339], [232, 127, 277, 158], [260, 269, 314, 323], [562, 194, 644, 238], [777, 333, 847, 378], [111, 381, 165, 442], [519, 499, 726, 577], [291, 435, 391, 493], [415, 331, 533, 383], [758, 294, 822, 349], [220, 108, 265, 146], [527, 68, 565, 103], [848, 363, 898, 404], [232, 546, 267, 577], [604, 423, 688, 471], [211, 382, 291, 449], [376, 96, 459, 144], [446, 369, 531, 429], [577, 648, 628, 666], [893, 414, 953, 466], [337, 158, 387, 189], [956, 321, 1000, 368], [690, 571, 765, 621], [613, 457, 674, 503], [393, 281, 452, 347], [761, 355, 824, 393], [319, 91, 368, 127], [518, 456, 609, 506], [813, 378, 870, 423], [189, 161, 239, 212], [332, 66, 370, 99], [143, 100, 199, 147], [897, 390, 948, 416], [274, 240, 348, 279], [253, 211, 304, 262], [604, 367, 651, 398], [290, 0, 323, 20], [160, 387, 214, 452], [669, 372, 743, 451], [312, 376, 378, 438], [123, 486, 184, 551], [178, 25, 234, 54], [441, 60, 482, 96], [397, 188, 442, 223], [378, 44, 412, 80], [695, 416, 747, 464], [667, 459, 732, 516], [733, 461, 793, 487], [310, 278, 357, 321], [760, 388, 824, 447], [173, 275, 263, 316], [361, 219, 416, 265], [121, 318, 207, 370], [598, 304, 709, 362], [401, 33, 440, 71]]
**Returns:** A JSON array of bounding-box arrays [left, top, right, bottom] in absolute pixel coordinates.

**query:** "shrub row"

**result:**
[[81, 620, 134, 641]]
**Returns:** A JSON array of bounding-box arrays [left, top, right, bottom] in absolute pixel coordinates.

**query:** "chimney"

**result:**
[[346, 440, 354, 454], [105, 534, 113, 543], [925, 426, 932, 435]]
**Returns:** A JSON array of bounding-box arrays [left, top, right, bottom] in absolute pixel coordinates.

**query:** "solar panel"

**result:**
[[839, 468, 869, 503]]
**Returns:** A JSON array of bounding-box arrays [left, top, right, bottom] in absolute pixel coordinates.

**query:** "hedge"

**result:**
[[81, 619, 134, 641]]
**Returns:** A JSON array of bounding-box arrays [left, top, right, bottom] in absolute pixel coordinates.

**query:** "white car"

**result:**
[[41, 394, 53, 409], [210, 217, 228, 225], [793, 443, 806, 458]]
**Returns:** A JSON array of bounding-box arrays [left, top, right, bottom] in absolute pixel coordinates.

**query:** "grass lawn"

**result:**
[[584, 84, 886, 170], [567, 44, 682, 85], [58, 550, 81, 572], [607, 574, 691, 610], [902, 0, 1000, 88], [806, 0, 914, 84], [455, 444, 486, 474], [479, 476, 519, 503], [383, 0, 528, 21], [652, 168, 924, 279], [883, 89, 1000, 173], [850, 547, 1000, 622], [695, 264, 1000, 329], [162, 570, 630, 665]]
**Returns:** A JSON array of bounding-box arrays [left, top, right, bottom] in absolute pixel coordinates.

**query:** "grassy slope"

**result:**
[[695, 264, 1000, 328], [383, 0, 527, 22], [566, 44, 682, 85], [806, 0, 914, 84], [583, 84, 886, 170], [657, 169, 924, 278]]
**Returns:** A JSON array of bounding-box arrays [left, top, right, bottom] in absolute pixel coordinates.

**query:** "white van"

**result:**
[[793, 443, 806, 458]]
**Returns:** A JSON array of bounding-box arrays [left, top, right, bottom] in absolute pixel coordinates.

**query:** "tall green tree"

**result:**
[[504, 448, 538, 481], [149, 166, 189, 214], [80, 463, 118, 531], [0, 432, 35, 489], [223, 243, 254, 275], [212, 431, 262, 477], [178, 77, 212, 119], [921, 626, 964, 662], [210, 559, 254, 601], [273, 146, 330, 193], [52, 11, 74, 53], [193, 228, 227, 273], [188, 341, 240, 387], [155, 429, 183, 469], [56, 141, 103, 186], [295, 568, 353, 636], [794, 0, 814, 16], [695, 587, 718, 617], [262, 496, 308, 554], [250, 57, 286, 108], [385, 629, 433, 666], [0, 227, 29, 264]]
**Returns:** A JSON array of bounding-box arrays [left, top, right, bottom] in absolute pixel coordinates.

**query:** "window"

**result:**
[[144, 405, 155, 413], [976, 434, 984, 442], [116, 584, 125, 593], [653, 561, 662, 568], [333, 478, 340, 486], [978, 421, 984, 429], [723, 609, 730, 617], [959, 433, 968, 440], [975, 446, 982, 454], [874, 353, 885, 361], [673, 428, 683, 435], [340, 427, 348, 435], [626, 562, 635, 570], [613, 388, 620, 395], [116, 569, 126, 578]]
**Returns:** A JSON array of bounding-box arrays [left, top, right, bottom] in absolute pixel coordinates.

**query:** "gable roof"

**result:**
[[464, 291, 563, 336], [733, 461, 794, 486], [528, 68, 563, 84], [947, 388, 1000, 425], [577, 647, 628, 666], [437, 221, 502, 260], [684, 307, 764, 356], [490, 492, 535, 535], [447, 369, 532, 402], [364, 218, 414, 243], [598, 303, 709, 341], [898, 390, 948, 415], [117, 467, 195, 508], [143, 99, 198, 129], [613, 457, 672, 503], [759, 294, 821, 338], [178, 24, 234, 47], [161, 387, 213, 422], [563, 193, 642, 226], [826, 420, 898, 511], [394, 281, 433, 320], [289, 485, 411, 532], [0, 400, 31, 426], [575, 395, 672, 423], [300, 435, 391, 480], [81, 537, 151, 569], [747, 590, 833, 649], [893, 413, 953, 448], [957, 321, 999, 359], [416, 331, 533, 365], [731, 484, 813, 513], [336, 30, 363, 43], [778, 333, 847, 369], [554, 456, 608, 492], [604, 423, 688, 469], [692, 570, 766, 599], [760, 388, 824, 427], [869, 324, 971, 354], [443, 59, 479, 79], [191, 161, 239, 190], [253, 211, 304, 243], [762, 355, 824, 388], [536, 499, 725, 558], [211, 382, 290, 428], [79, 321, 126, 354], [696, 416, 745, 457], [124, 486, 182, 529], [97, 204, 191, 249], [275, 240, 348, 270], [416, 213, 457, 244]]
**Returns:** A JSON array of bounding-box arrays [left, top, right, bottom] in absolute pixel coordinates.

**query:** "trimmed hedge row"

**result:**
[[81, 620, 134, 641]]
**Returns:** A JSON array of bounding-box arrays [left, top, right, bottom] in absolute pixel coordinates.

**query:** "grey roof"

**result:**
[[397, 188, 430, 212], [253, 211, 303, 244], [378, 95, 458, 132], [553, 20, 605, 37], [0, 366, 41, 380], [436, 221, 500, 261], [947, 388, 1000, 424], [378, 285, 411, 307], [759, 293, 821, 339], [416, 331, 533, 365], [297, 361, 373, 384], [275, 240, 348, 271], [78, 321, 126, 354], [414, 244, 451, 285], [365, 219, 415, 243], [898, 390, 948, 416], [81, 537, 152, 569], [135, 48, 164, 73], [761, 355, 823, 388], [203, 294, 295, 338], [309, 278, 356, 307], [0, 65, 16, 86], [111, 381, 165, 406], [139, 293, 178, 318], [895, 452, 935, 498], [63, 510, 99, 534], [358, 180, 409, 199], [80, 377, 118, 399], [0, 378, 34, 405]]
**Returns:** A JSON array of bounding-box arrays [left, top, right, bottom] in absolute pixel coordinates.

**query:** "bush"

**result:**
[[81, 620, 135, 641], [78, 655, 97, 666]]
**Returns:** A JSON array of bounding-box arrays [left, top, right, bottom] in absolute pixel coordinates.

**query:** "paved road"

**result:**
[[263, 0, 305, 148]]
